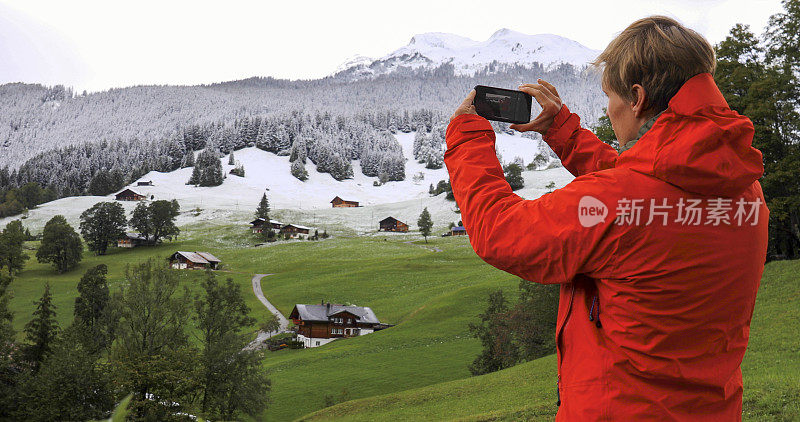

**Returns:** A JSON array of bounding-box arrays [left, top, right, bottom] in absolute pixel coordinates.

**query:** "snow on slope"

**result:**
[[0, 131, 574, 234], [333, 28, 600, 79]]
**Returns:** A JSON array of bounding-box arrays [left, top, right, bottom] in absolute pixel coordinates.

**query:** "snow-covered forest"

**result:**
[[0, 62, 604, 202]]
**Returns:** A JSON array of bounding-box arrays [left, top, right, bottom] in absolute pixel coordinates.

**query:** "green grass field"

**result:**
[[6, 221, 799, 421]]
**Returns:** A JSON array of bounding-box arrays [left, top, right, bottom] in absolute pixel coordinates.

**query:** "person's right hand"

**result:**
[[509, 79, 563, 135]]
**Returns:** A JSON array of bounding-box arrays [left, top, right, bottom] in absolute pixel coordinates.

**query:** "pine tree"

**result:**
[[467, 289, 516, 375], [255, 193, 270, 220], [74, 264, 114, 354], [417, 207, 433, 243], [79, 201, 127, 255], [0, 220, 29, 277], [0, 273, 16, 417], [23, 283, 60, 372], [36, 215, 82, 273], [291, 159, 308, 181], [591, 109, 618, 149], [503, 163, 525, 191], [228, 150, 235, 165]]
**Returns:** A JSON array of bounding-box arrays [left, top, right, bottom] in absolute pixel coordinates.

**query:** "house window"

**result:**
[[316, 341, 320, 346]]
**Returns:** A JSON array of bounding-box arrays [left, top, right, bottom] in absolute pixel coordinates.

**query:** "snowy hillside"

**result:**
[[1, 131, 574, 234], [332, 28, 600, 80]]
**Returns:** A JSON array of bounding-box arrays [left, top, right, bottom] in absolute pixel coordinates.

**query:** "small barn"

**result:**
[[330, 196, 359, 208], [281, 224, 312, 240], [289, 302, 382, 348], [168, 251, 221, 270], [379, 217, 409, 232], [250, 218, 284, 234], [451, 226, 468, 236], [115, 188, 146, 201], [117, 232, 155, 248]]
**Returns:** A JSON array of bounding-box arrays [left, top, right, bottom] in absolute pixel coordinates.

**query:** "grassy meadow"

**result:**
[[5, 220, 798, 421]]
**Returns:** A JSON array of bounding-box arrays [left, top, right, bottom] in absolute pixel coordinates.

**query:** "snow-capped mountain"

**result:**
[[332, 28, 600, 80]]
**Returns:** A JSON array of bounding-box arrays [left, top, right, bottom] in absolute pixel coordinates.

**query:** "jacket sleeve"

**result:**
[[444, 114, 620, 284], [543, 105, 619, 177]]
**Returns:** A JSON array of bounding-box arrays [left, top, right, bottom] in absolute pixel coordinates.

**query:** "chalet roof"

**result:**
[[292, 304, 380, 324], [172, 251, 220, 264], [331, 196, 357, 203], [115, 188, 143, 197], [195, 252, 221, 263], [283, 223, 311, 230], [452, 226, 467, 232], [250, 218, 284, 226], [379, 216, 402, 224], [122, 232, 153, 241]]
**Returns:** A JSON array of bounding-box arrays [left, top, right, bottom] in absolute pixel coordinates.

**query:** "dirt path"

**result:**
[[246, 273, 291, 350]]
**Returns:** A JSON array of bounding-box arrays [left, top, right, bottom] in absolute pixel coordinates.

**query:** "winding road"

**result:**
[[247, 273, 291, 349]]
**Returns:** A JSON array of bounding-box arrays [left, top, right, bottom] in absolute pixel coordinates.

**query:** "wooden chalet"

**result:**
[[289, 302, 381, 348], [451, 226, 468, 236], [115, 188, 146, 201], [250, 218, 284, 234], [330, 196, 359, 208], [379, 217, 409, 232], [117, 232, 155, 248], [281, 224, 312, 239], [168, 251, 221, 270]]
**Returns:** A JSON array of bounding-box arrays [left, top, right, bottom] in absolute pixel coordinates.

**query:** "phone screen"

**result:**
[[473, 85, 532, 124]]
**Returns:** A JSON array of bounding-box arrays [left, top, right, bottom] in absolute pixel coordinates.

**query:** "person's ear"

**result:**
[[630, 84, 647, 118]]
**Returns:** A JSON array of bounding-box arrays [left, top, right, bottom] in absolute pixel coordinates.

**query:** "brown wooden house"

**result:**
[[330, 196, 359, 208], [281, 224, 312, 239], [250, 218, 284, 234], [115, 188, 146, 201], [379, 217, 409, 232], [117, 232, 155, 248], [168, 251, 221, 270], [451, 226, 468, 236], [289, 302, 381, 348]]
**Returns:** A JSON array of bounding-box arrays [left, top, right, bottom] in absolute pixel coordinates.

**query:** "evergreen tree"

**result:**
[[228, 150, 235, 165], [291, 159, 309, 181], [23, 283, 60, 372], [591, 109, 618, 149], [417, 207, 433, 243], [255, 193, 270, 220], [74, 264, 115, 355], [0, 220, 29, 277], [503, 163, 525, 191], [13, 325, 114, 421], [189, 147, 224, 187], [36, 215, 83, 273], [0, 274, 16, 418], [467, 289, 516, 375], [80, 201, 127, 255]]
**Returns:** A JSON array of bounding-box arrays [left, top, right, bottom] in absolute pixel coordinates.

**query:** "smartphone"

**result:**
[[473, 85, 532, 124]]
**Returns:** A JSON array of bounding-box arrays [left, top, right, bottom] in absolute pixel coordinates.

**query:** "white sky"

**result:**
[[0, 0, 786, 93]]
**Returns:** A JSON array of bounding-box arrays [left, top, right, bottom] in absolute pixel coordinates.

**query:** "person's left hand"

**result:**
[[450, 90, 477, 121]]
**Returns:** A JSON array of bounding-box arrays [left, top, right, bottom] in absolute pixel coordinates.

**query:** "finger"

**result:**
[[518, 84, 557, 104], [518, 86, 554, 108], [538, 79, 560, 98], [509, 122, 536, 132], [460, 90, 476, 108]]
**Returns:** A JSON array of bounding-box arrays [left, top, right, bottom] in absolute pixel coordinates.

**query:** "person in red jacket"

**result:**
[[444, 16, 768, 420]]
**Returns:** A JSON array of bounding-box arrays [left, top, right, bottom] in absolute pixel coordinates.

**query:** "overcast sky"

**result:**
[[0, 0, 786, 93]]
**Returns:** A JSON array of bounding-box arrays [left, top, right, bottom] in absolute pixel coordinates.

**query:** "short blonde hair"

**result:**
[[593, 16, 716, 114]]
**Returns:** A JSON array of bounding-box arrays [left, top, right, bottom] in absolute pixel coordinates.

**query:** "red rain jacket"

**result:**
[[444, 73, 768, 420]]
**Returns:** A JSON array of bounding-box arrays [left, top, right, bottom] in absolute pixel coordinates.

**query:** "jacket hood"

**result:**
[[615, 73, 764, 197]]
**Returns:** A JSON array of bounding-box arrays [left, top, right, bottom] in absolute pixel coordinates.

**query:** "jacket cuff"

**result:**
[[543, 105, 580, 153], [446, 114, 493, 149]]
